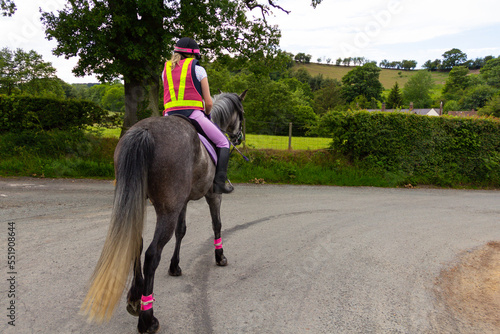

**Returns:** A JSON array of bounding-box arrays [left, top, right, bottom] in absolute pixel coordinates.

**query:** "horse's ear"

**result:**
[[239, 89, 248, 101], [218, 89, 223, 94]]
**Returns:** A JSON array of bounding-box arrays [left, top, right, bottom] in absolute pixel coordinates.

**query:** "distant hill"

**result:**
[[293, 63, 449, 91]]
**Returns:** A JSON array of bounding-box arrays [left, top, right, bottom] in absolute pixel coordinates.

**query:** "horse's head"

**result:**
[[212, 90, 247, 146]]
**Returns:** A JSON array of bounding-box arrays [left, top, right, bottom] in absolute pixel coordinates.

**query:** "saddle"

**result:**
[[169, 114, 217, 164]]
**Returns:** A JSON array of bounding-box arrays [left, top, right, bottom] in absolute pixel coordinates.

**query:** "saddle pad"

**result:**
[[198, 134, 217, 164]]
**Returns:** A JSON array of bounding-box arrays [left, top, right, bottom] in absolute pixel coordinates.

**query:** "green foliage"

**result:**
[[341, 63, 383, 103], [0, 48, 59, 97], [313, 110, 500, 187], [1, 0, 16, 17], [228, 149, 391, 187], [41, 0, 287, 128], [442, 66, 470, 99], [0, 95, 106, 132], [0, 129, 115, 178], [294, 53, 312, 64], [444, 100, 460, 113], [386, 82, 403, 109], [480, 58, 500, 88], [441, 48, 468, 70], [461, 85, 497, 111], [479, 94, 500, 118], [313, 80, 344, 114], [403, 70, 433, 108]]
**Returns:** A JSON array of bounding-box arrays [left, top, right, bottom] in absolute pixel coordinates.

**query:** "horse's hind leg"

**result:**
[[127, 238, 144, 316], [169, 204, 187, 276], [205, 193, 227, 266], [138, 213, 176, 334]]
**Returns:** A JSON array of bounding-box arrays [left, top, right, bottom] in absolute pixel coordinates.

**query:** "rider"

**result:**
[[162, 37, 233, 194]]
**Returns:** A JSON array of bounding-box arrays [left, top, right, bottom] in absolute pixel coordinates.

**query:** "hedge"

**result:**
[[0, 95, 106, 132], [314, 111, 500, 186]]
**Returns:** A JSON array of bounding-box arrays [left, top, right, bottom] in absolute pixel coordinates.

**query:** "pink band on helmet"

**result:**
[[214, 238, 223, 249], [140, 294, 155, 311], [174, 46, 200, 54]]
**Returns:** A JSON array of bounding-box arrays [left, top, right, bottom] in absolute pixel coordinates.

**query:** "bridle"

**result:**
[[223, 112, 249, 161]]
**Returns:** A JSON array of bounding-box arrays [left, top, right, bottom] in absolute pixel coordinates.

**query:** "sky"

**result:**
[[1, 0, 500, 84]]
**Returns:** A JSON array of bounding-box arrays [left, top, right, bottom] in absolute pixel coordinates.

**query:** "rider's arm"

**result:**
[[201, 77, 213, 115]]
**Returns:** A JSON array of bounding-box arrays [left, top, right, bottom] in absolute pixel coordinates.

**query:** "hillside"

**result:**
[[294, 63, 449, 91]]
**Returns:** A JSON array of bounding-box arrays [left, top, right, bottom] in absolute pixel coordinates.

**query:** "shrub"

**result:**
[[313, 110, 500, 186], [0, 95, 106, 132]]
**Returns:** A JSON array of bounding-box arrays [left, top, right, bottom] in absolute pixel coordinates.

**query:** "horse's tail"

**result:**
[[81, 127, 154, 323]]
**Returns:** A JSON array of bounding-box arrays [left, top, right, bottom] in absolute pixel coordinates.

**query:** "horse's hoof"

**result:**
[[138, 315, 160, 334], [216, 256, 228, 266], [127, 300, 141, 317], [168, 266, 182, 276]]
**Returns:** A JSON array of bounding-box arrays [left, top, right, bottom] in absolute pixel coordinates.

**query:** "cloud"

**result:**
[[270, 0, 500, 64]]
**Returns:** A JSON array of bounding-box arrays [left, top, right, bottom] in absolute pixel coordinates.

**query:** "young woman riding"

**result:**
[[162, 37, 233, 194]]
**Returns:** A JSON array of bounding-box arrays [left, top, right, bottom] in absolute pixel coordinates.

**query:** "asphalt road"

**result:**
[[0, 177, 499, 334]]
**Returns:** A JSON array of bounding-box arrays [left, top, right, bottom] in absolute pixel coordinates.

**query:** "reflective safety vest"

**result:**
[[163, 58, 204, 114]]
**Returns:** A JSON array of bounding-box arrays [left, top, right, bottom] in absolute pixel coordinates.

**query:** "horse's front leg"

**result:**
[[127, 238, 144, 316], [169, 204, 187, 276], [205, 193, 227, 266], [138, 214, 176, 334]]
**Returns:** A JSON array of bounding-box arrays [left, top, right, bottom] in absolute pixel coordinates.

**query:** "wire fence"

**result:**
[[242, 120, 332, 151]]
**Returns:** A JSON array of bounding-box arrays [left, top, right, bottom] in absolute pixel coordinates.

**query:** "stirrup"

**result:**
[[213, 179, 234, 194]]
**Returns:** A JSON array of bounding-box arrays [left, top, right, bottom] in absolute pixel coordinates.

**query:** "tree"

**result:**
[[441, 48, 467, 70], [341, 62, 383, 103], [294, 53, 312, 64], [0, 47, 17, 95], [442, 66, 470, 99], [461, 85, 498, 111], [480, 57, 500, 88], [336, 57, 342, 66], [0, 48, 57, 96], [379, 59, 389, 68], [401, 59, 417, 71], [102, 84, 126, 112], [478, 94, 500, 118], [386, 82, 403, 109], [1, 0, 15, 16], [402, 70, 433, 108], [313, 80, 344, 114], [42, 1, 316, 134], [422, 59, 441, 71]]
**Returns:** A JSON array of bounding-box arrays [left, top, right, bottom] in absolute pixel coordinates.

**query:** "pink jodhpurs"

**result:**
[[189, 110, 229, 149]]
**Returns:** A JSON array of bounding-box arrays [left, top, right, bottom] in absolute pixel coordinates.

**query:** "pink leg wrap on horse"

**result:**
[[214, 238, 223, 249], [189, 110, 230, 149], [141, 294, 155, 311]]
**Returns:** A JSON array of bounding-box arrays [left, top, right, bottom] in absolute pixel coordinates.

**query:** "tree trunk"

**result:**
[[121, 75, 160, 137]]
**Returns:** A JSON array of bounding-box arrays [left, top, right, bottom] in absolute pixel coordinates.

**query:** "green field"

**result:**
[[244, 134, 330, 150], [95, 128, 331, 150], [294, 63, 449, 90]]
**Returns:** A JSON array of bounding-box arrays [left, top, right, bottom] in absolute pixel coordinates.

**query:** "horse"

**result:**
[[81, 91, 247, 333]]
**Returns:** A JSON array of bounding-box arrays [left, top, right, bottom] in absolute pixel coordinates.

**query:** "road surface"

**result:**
[[0, 177, 499, 333]]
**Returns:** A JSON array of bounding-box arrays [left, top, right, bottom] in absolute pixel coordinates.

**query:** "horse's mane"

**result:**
[[210, 93, 244, 128]]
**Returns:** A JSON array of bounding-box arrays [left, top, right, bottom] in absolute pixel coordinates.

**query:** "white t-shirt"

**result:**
[[195, 65, 207, 82]]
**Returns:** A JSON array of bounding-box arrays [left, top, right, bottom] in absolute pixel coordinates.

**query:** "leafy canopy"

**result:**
[[340, 63, 383, 104], [41, 0, 297, 82]]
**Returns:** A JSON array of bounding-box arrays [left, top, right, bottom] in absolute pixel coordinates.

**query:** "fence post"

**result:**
[[288, 122, 292, 151]]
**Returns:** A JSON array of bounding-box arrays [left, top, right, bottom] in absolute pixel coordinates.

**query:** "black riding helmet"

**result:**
[[174, 37, 201, 60]]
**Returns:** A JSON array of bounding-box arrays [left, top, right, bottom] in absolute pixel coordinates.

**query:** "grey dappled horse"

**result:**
[[81, 91, 246, 333]]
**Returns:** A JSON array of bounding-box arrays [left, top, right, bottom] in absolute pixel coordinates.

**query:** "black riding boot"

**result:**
[[213, 147, 234, 194]]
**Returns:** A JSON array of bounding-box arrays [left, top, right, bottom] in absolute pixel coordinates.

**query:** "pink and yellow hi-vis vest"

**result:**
[[163, 58, 204, 115]]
